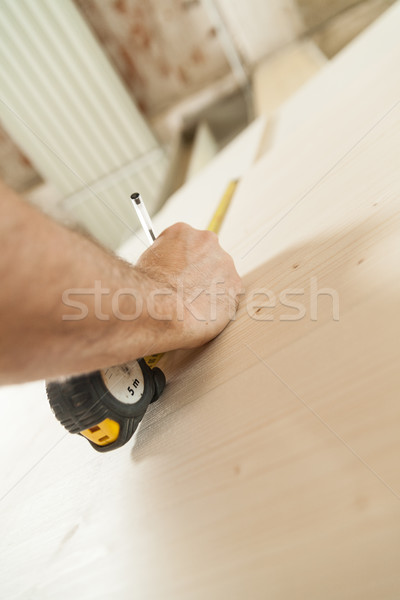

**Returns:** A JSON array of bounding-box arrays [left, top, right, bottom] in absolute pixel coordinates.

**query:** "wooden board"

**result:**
[[309, 0, 397, 58], [252, 39, 326, 117], [1, 4, 400, 598]]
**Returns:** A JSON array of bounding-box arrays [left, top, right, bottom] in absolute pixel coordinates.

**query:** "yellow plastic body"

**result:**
[[143, 179, 239, 369], [81, 418, 120, 446], [144, 354, 164, 368]]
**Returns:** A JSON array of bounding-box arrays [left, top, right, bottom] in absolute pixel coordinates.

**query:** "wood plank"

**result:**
[[185, 121, 219, 181], [297, 0, 394, 31], [252, 39, 326, 117], [309, 0, 397, 58], [1, 5, 400, 599], [263, 0, 400, 148]]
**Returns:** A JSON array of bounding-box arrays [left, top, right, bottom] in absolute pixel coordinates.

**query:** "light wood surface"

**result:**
[[252, 39, 326, 117], [1, 4, 400, 598], [306, 0, 397, 58]]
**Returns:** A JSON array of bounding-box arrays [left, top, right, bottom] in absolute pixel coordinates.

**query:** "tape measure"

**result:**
[[47, 358, 165, 452], [46, 180, 238, 451]]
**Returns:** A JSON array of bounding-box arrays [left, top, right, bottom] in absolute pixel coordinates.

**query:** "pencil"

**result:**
[[130, 192, 156, 245]]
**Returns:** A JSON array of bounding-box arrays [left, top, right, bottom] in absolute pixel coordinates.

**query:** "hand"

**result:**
[[135, 222, 243, 348]]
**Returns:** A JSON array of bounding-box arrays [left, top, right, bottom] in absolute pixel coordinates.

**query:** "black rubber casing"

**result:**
[[46, 359, 165, 452]]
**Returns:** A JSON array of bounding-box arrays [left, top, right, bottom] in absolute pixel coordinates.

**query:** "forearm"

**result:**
[[0, 181, 179, 383]]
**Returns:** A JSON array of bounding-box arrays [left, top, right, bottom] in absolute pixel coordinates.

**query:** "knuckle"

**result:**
[[201, 229, 217, 240], [172, 221, 187, 233]]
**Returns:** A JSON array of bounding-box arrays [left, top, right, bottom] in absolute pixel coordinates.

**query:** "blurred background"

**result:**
[[0, 0, 395, 248]]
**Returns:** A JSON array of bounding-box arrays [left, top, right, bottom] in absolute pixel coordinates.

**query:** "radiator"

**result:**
[[0, 0, 167, 248]]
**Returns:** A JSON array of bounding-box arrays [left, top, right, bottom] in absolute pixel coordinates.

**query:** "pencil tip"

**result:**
[[130, 192, 141, 204]]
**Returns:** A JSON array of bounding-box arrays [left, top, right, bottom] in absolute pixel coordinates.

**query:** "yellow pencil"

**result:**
[[206, 179, 238, 234]]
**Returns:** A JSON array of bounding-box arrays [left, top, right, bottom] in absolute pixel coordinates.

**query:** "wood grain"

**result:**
[[1, 5, 400, 599]]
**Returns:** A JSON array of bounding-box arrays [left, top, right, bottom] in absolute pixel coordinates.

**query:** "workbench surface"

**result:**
[[1, 5, 400, 598]]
